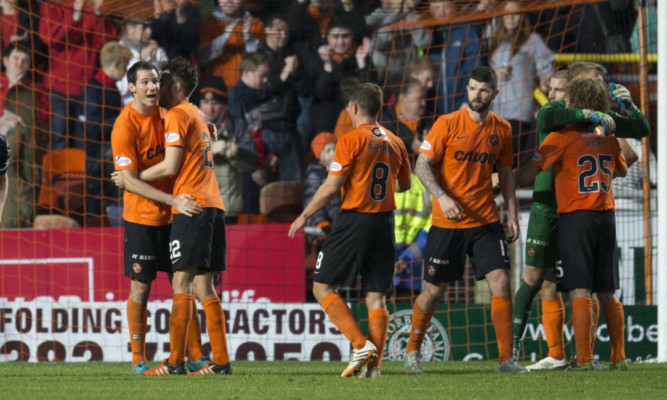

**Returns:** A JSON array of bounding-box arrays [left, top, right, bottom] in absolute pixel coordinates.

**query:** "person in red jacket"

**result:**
[[38, 0, 116, 150]]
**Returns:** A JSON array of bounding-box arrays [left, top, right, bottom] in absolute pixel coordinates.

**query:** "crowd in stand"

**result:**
[[0, 0, 648, 228]]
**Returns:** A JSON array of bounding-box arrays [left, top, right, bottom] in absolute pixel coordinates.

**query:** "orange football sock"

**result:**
[[405, 301, 435, 354], [320, 293, 367, 350], [366, 308, 389, 369], [186, 296, 203, 361], [591, 297, 600, 354], [167, 293, 193, 365], [603, 301, 626, 363], [202, 297, 230, 365], [491, 295, 513, 363], [571, 297, 593, 365], [541, 297, 565, 360], [127, 298, 147, 365]]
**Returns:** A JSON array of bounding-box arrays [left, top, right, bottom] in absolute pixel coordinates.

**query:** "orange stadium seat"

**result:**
[[38, 148, 86, 219], [33, 214, 81, 229], [259, 181, 303, 223]]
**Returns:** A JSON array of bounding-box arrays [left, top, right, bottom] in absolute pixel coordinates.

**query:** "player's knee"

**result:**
[[423, 282, 446, 300], [595, 291, 617, 304], [539, 280, 558, 300], [524, 265, 547, 287], [130, 279, 152, 303]]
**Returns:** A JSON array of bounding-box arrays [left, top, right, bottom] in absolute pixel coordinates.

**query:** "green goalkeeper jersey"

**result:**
[[532, 99, 650, 210]]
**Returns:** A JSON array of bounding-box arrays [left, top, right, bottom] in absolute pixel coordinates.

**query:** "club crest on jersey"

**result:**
[[330, 161, 342, 172], [165, 132, 180, 143], [115, 155, 132, 167], [132, 263, 142, 274], [490, 134, 499, 145], [420, 140, 432, 151], [531, 153, 542, 162]]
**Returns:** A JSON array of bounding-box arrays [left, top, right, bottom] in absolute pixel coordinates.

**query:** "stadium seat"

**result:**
[[37, 148, 86, 222], [33, 214, 82, 229], [259, 181, 303, 223]]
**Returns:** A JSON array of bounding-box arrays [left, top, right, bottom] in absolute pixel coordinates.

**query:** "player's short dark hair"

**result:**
[[566, 77, 610, 113], [239, 52, 269, 73], [162, 56, 199, 98], [566, 61, 607, 82], [127, 60, 158, 85], [349, 82, 383, 118], [469, 66, 498, 91]]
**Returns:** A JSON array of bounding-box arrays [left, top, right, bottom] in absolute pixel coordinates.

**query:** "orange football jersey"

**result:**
[[163, 100, 224, 212], [532, 125, 626, 214], [111, 103, 172, 226], [419, 108, 513, 229], [329, 124, 411, 213]]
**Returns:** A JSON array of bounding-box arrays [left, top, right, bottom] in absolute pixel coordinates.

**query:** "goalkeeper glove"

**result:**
[[609, 82, 635, 109], [582, 109, 616, 135]]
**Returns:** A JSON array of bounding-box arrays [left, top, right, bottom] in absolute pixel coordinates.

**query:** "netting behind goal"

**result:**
[[0, 0, 657, 363]]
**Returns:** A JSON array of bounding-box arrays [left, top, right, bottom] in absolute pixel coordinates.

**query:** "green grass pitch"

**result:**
[[1, 361, 666, 399]]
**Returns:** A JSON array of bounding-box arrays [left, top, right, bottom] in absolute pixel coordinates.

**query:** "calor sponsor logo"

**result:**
[[420, 140, 432, 151]]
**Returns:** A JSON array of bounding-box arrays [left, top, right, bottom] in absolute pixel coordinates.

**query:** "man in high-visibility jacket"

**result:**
[[394, 174, 432, 298]]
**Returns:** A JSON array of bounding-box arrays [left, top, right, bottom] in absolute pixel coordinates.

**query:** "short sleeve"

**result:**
[[532, 131, 566, 171], [397, 143, 411, 182], [329, 134, 355, 176], [111, 114, 139, 170], [419, 116, 448, 160], [164, 108, 189, 148]]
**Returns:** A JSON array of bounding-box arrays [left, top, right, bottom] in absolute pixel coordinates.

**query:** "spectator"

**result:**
[[393, 174, 431, 299], [258, 14, 309, 182], [380, 80, 425, 161], [489, 0, 553, 167], [198, 0, 264, 91], [302, 131, 339, 251], [199, 75, 257, 222], [228, 52, 270, 214], [151, 0, 201, 61], [117, 18, 168, 105], [630, 0, 656, 55], [0, 84, 39, 227], [308, 18, 372, 139], [75, 41, 132, 222], [425, 0, 482, 115], [366, 0, 428, 86], [39, 0, 117, 150], [405, 55, 438, 123], [287, 0, 335, 60], [0, 0, 45, 65], [0, 43, 48, 124]]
